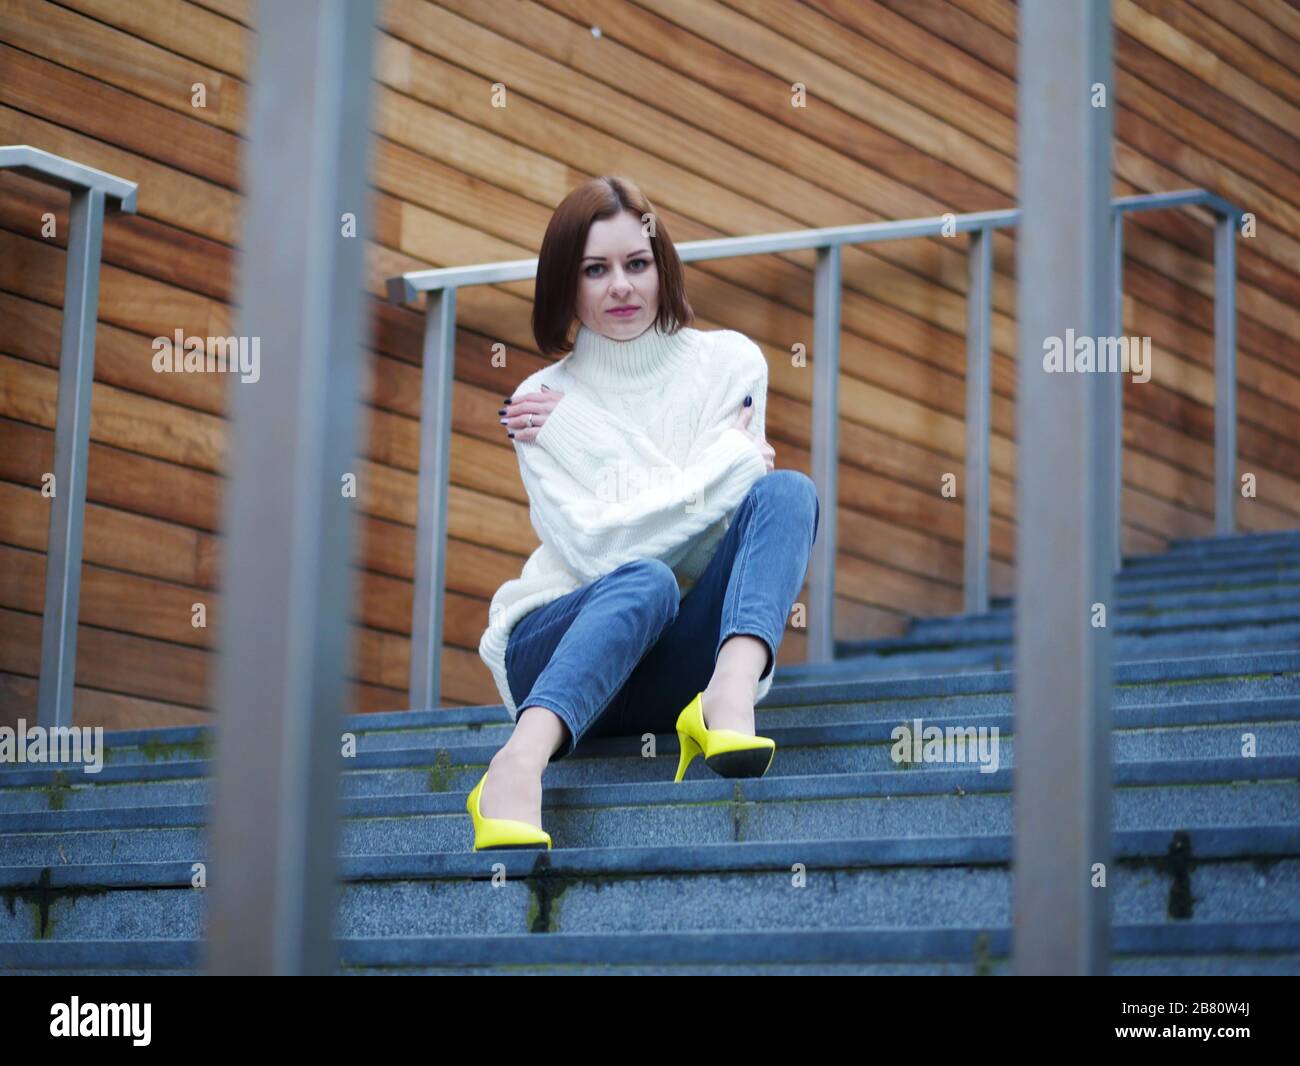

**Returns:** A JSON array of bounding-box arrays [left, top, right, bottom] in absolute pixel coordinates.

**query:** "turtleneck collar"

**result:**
[[568, 320, 701, 390]]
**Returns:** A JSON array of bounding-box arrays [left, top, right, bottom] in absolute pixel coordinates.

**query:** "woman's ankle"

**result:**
[[704, 667, 759, 707], [701, 675, 757, 733], [495, 735, 551, 775], [508, 704, 569, 764]]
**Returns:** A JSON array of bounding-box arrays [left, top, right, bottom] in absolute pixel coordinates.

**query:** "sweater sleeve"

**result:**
[[517, 377, 769, 585], [516, 427, 767, 584], [535, 330, 770, 485], [533, 387, 683, 483]]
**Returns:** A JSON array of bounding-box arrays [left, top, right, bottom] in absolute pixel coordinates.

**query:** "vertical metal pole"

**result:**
[[36, 187, 105, 729], [807, 243, 841, 663], [1014, 0, 1114, 975], [964, 227, 991, 615], [1214, 213, 1237, 535], [1111, 209, 1124, 572], [205, 0, 376, 975], [408, 287, 457, 709]]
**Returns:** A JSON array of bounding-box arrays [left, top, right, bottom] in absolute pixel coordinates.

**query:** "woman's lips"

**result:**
[[608, 307, 639, 316]]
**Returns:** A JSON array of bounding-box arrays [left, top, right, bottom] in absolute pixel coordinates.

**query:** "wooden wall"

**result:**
[[2, 0, 1298, 730]]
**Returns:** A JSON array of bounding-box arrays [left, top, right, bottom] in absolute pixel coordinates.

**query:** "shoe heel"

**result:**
[[675, 729, 702, 783]]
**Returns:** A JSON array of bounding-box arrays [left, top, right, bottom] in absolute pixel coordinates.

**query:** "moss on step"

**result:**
[[0, 869, 111, 940], [426, 749, 455, 793], [525, 866, 569, 934], [44, 771, 72, 811], [732, 782, 750, 841], [1250, 855, 1283, 876], [1115, 670, 1298, 691], [137, 734, 214, 763], [1163, 831, 1195, 920]]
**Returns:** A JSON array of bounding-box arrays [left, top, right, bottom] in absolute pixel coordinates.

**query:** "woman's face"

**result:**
[[575, 210, 660, 340]]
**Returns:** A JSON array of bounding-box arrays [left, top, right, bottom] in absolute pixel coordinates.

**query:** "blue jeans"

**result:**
[[504, 469, 821, 761]]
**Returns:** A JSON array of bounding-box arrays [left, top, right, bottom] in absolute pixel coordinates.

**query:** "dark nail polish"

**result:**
[[744, 395, 752, 406], [498, 408, 505, 414], [508, 431, 515, 438]]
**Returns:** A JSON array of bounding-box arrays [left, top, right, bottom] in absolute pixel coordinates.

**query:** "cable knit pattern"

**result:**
[[479, 321, 774, 719]]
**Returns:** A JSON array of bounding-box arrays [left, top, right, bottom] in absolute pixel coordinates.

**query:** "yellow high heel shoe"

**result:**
[[465, 769, 552, 851], [674, 691, 776, 783]]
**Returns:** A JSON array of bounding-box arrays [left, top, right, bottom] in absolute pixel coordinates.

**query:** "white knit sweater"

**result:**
[[479, 321, 775, 720]]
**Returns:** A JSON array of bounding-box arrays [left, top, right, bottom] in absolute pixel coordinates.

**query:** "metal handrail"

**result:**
[[388, 188, 1240, 712], [1, 145, 137, 730]]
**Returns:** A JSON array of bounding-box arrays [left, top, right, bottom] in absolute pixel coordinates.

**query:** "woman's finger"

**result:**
[[505, 413, 545, 442], [507, 389, 563, 406], [502, 401, 539, 434], [501, 398, 554, 431], [514, 418, 544, 442], [503, 398, 547, 418], [501, 388, 564, 442]]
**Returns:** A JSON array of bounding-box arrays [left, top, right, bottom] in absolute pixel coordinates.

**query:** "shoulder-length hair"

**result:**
[[532, 176, 694, 357]]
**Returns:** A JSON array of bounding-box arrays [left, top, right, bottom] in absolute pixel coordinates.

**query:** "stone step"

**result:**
[[2, 771, 1296, 865], [779, 646, 1299, 688], [7, 651, 1296, 775], [817, 629, 1300, 680], [6, 921, 1299, 975], [1119, 554, 1300, 578], [50, 680, 1300, 770], [909, 582, 1300, 642], [988, 564, 1300, 606], [1141, 528, 1300, 559], [1, 824, 1295, 942], [2, 714, 1296, 815]]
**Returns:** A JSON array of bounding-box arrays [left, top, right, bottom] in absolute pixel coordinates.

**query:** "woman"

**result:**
[[468, 176, 821, 850]]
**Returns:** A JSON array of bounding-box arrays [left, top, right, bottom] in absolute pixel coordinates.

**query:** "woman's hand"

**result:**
[[733, 399, 775, 475], [500, 386, 564, 443]]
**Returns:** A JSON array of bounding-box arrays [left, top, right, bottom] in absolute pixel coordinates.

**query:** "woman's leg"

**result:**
[[702, 634, 771, 734], [587, 469, 820, 745], [479, 557, 681, 824]]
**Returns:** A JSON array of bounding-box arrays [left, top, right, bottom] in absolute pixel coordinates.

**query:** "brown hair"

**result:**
[[532, 176, 694, 356]]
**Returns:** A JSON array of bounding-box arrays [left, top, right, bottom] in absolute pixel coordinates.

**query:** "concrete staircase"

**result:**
[[2, 529, 1299, 974]]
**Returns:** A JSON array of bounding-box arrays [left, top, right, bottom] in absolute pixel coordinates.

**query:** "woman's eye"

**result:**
[[584, 259, 651, 277]]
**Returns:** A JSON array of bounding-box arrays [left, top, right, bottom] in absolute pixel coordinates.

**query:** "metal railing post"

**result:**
[[807, 243, 842, 663], [38, 186, 104, 730], [1111, 208, 1125, 572], [205, 0, 376, 976], [0, 146, 136, 730], [964, 227, 992, 615], [1014, 0, 1114, 975], [1214, 213, 1238, 535], [409, 287, 457, 710]]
